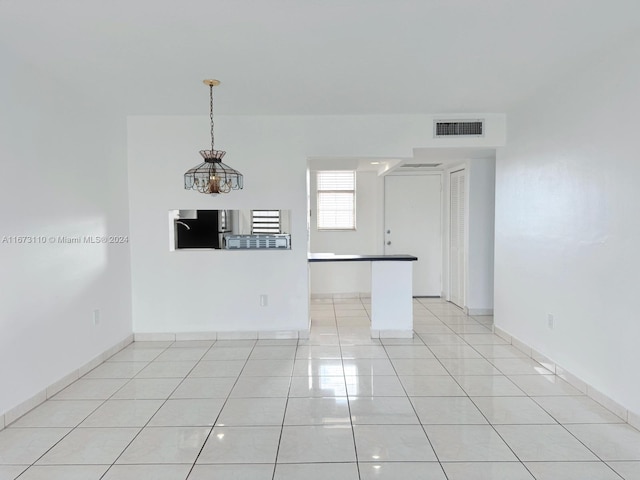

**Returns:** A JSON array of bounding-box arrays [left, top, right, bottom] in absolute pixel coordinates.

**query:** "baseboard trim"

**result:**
[[133, 330, 303, 342], [371, 329, 413, 339], [467, 308, 494, 316], [310, 292, 371, 300], [1, 334, 134, 431], [494, 326, 639, 430]]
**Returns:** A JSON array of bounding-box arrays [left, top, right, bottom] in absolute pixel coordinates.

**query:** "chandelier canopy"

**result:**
[[184, 80, 243, 195]]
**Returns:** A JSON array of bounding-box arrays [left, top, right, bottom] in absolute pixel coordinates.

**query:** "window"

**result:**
[[316, 171, 356, 230], [252, 210, 281, 234]]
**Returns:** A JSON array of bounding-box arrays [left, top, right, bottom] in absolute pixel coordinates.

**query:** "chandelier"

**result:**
[[184, 79, 243, 194]]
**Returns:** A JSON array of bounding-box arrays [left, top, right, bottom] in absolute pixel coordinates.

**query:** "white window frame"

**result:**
[[316, 171, 356, 230]]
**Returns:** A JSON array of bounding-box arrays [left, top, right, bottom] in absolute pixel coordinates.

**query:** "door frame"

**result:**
[[442, 163, 469, 309]]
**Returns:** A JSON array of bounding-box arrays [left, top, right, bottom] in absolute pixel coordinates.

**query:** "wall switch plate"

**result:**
[[93, 309, 100, 326], [547, 313, 554, 329], [260, 295, 268, 307]]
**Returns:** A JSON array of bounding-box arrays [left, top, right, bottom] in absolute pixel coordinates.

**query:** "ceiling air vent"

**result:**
[[434, 120, 484, 137], [401, 163, 442, 168]]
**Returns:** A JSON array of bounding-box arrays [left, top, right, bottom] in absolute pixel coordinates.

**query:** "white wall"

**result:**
[[467, 158, 496, 313], [0, 54, 132, 417], [128, 114, 505, 333], [495, 34, 640, 415], [309, 170, 381, 296]]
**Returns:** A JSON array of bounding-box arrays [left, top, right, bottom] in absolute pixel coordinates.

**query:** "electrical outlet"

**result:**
[[260, 295, 268, 307], [93, 309, 100, 326], [547, 313, 554, 329]]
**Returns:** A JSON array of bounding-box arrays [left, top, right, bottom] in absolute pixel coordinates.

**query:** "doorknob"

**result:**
[[386, 230, 391, 234], [386, 241, 391, 245]]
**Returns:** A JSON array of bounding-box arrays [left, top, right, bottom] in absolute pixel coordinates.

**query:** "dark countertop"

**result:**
[[308, 253, 418, 262]]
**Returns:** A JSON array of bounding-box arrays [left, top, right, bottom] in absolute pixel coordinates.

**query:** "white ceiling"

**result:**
[[2, 0, 639, 116]]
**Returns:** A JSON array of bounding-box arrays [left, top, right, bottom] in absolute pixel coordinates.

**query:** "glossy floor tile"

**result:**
[[274, 462, 359, 480], [399, 374, 466, 396], [284, 397, 350, 425], [353, 424, 437, 461], [102, 464, 192, 480], [80, 399, 163, 427], [425, 424, 517, 461], [190, 463, 274, 479], [10, 400, 102, 428], [411, 396, 487, 424], [229, 375, 291, 398], [359, 462, 446, 480], [197, 426, 280, 464], [344, 375, 406, 397], [216, 397, 287, 426], [83, 361, 147, 379], [566, 423, 640, 460], [442, 462, 534, 480], [110, 378, 182, 399], [495, 424, 599, 461], [0, 466, 27, 480], [117, 426, 210, 464], [277, 425, 357, 463], [471, 396, 557, 425], [147, 398, 224, 426], [608, 461, 640, 480], [349, 396, 419, 424], [533, 395, 626, 424], [51, 378, 128, 400], [439, 357, 502, 375], [0, 428, 71, 464], [14, 465, 109, 480], [524, 461, 623, 480], [169, 377, 236, 399], [37, 428, 139, 465], [2, 297, 638, 480], [508, 374, 585, 396], [288, 374, 347, 397], [454, 374, 525, 396]]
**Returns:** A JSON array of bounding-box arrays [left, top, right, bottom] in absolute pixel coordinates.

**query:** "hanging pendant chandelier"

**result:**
[[184, 79, 243, 195]]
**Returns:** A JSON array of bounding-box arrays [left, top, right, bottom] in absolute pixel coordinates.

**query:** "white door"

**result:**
[[449, 169, 466, 307], [384, 174, 442, 296]]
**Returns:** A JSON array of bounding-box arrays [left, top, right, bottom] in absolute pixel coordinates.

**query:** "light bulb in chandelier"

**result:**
[[208, 175, 228, 194], [183, 79, 243, 195]]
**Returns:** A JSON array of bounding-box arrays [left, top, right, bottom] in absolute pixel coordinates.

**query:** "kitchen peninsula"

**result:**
[[308, 253, 418, 338]]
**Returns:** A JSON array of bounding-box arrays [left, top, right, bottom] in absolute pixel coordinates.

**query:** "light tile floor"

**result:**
[[1, 297, 639, 479]]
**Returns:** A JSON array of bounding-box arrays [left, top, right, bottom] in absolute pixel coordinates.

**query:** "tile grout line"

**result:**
[[269, 337, 299, 480], [98, 339, 216, 480], [380, 331, 449, 479], [184, 338, 260, 479], [431, 307, 539, 477], [18, 342, 176, 476], [338, 298, 362, 480], [429, 307, 629, 477]]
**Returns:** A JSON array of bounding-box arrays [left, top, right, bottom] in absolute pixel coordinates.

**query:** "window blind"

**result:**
[[317, 171, 356, 230], [252, 210, 281, 234]]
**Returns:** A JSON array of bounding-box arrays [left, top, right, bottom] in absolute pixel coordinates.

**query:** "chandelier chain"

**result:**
[[209, 84, 215, 151]]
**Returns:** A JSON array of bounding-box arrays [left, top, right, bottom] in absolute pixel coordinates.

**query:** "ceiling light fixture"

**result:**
[[184, 79, 243, 195]]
